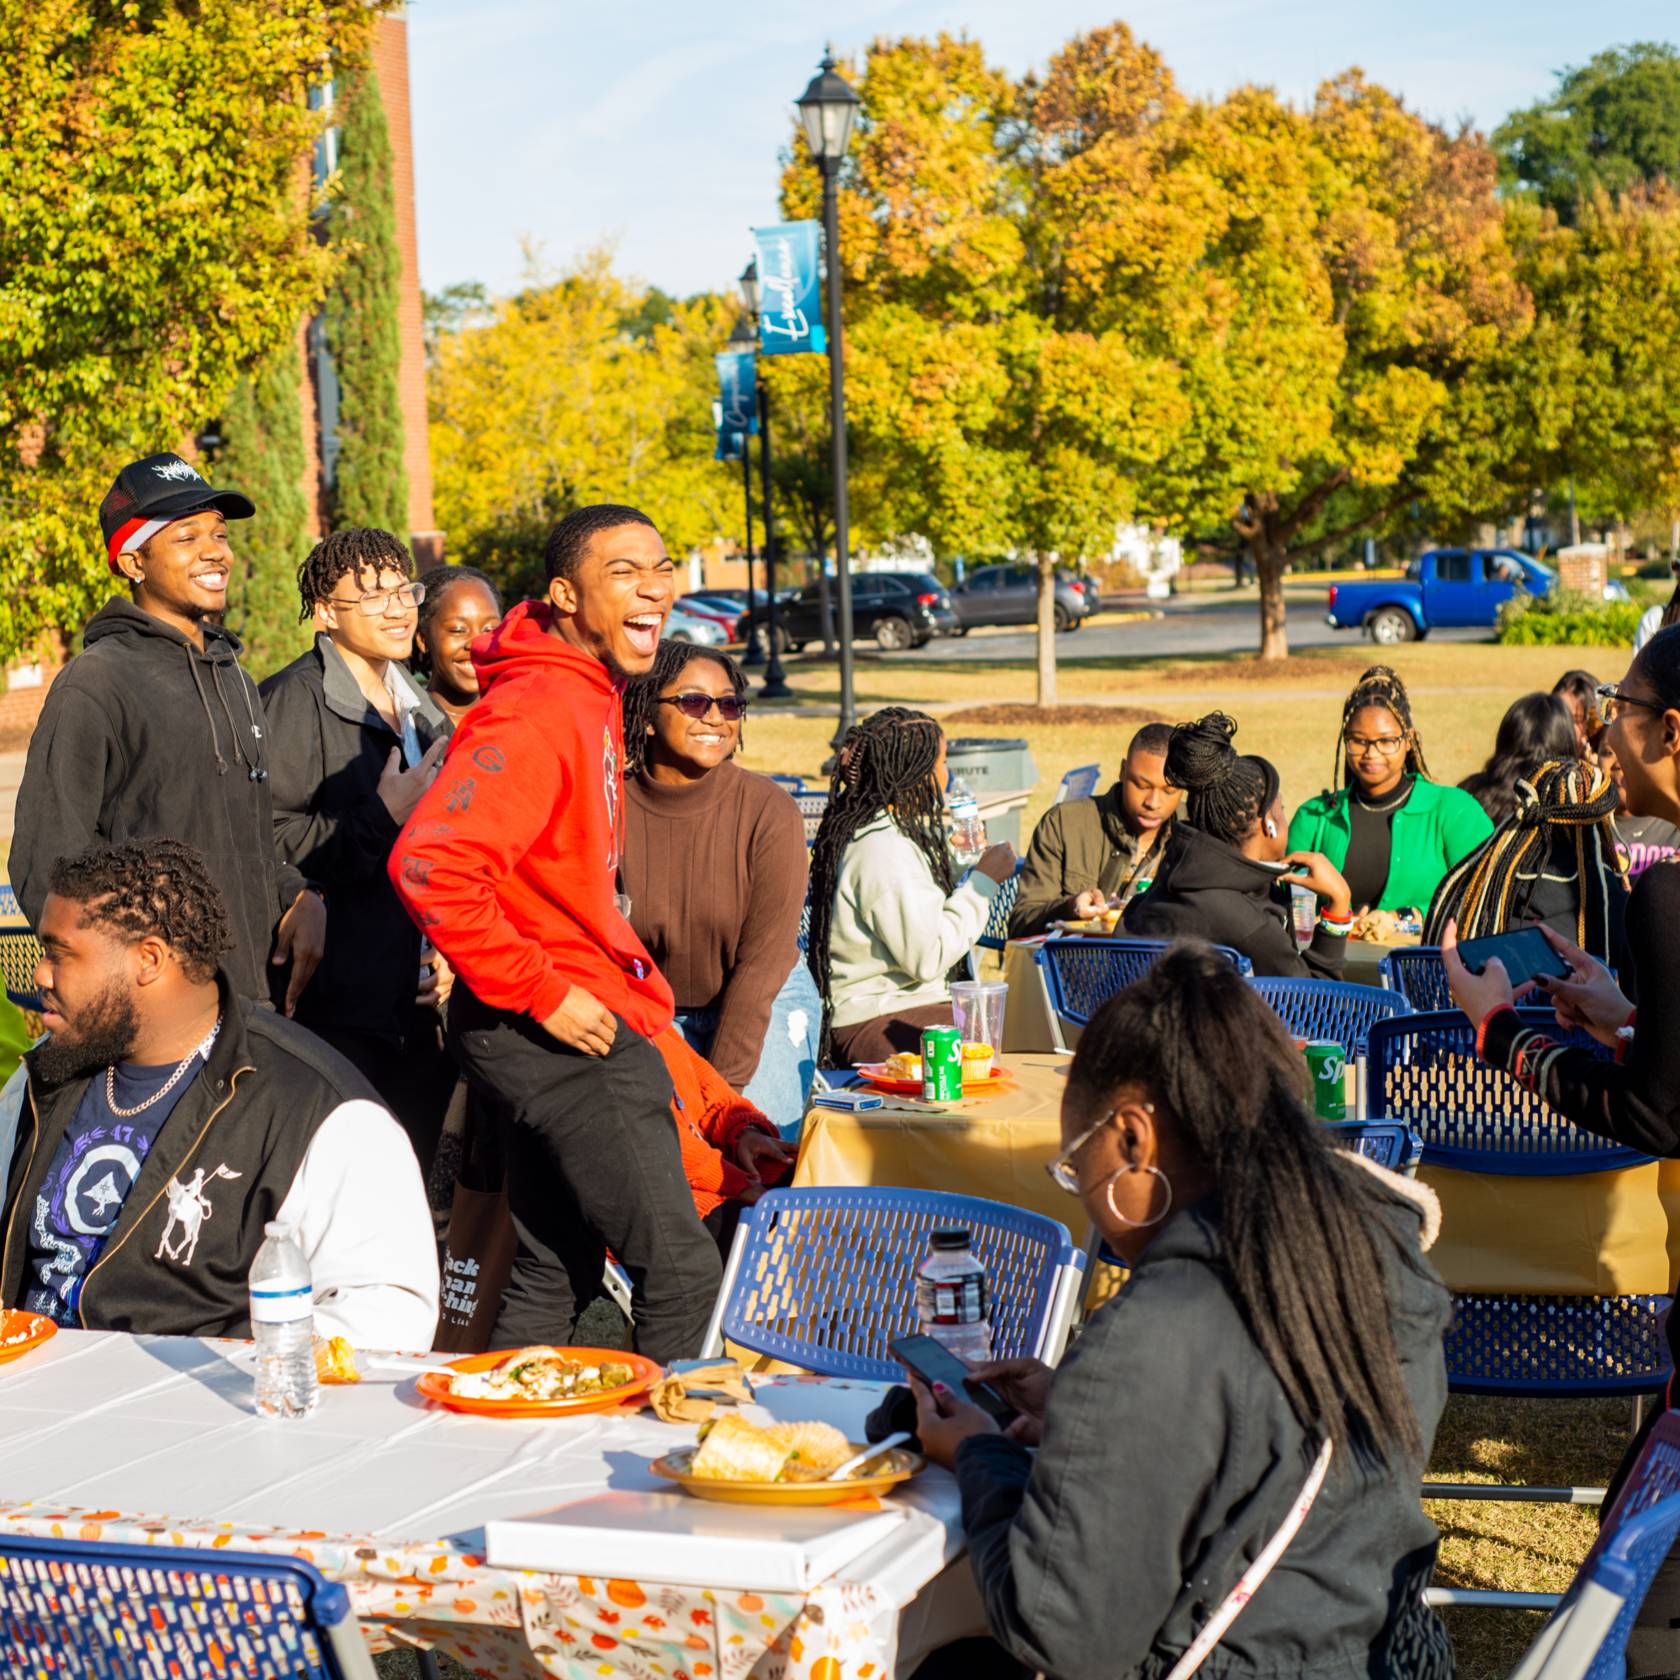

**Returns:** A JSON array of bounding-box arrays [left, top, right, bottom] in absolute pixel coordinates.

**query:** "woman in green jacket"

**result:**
[[1287, 666, 1492, 915]]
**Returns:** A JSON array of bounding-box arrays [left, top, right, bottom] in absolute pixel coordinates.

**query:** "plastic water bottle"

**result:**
[[250, 1222, 318, 1419], [948, 779, 987, 867], [915, 1228, 992, 1362]]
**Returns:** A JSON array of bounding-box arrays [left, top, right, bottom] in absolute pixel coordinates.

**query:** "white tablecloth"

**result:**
[[0, 1330, 979, 1678]]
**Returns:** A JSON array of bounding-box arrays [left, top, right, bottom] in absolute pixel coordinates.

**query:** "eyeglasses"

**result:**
[[1345, 733, 1406, 756], [327, 582, 426, 617], [1596, 681, 1667, 724], [1045, 1109, 1116, 1194], [657, 691, 748, 721]]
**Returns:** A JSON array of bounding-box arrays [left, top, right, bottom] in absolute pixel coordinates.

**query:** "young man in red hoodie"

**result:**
[[390, 504, 723, 1360]]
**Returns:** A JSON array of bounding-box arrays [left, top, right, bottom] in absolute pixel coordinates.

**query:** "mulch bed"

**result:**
[[1157, 654, 1364, 686], [942, 703, 1167, 726]]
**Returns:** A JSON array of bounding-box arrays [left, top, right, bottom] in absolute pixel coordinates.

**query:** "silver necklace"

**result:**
[[1353, 779, 1412, 815], [104, 1018, 221, 1119]]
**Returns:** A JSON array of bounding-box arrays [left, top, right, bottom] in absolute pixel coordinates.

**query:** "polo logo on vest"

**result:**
[[154, 1165, 242, 1266]]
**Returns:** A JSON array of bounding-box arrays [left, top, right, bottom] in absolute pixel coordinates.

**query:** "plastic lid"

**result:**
[[930, 1228, 972, 1250], [263, 1221, 288, 1239]]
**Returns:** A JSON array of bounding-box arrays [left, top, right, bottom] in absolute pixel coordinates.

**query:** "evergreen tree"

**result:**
[[324, 62, 409, 534], [217, 345, 314, 680]]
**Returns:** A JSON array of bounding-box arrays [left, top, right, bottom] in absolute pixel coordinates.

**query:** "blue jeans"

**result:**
[[674, 957, 821, 1140]]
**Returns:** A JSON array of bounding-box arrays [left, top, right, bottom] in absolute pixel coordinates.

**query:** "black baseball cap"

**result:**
[[99, 452, 255, 574]]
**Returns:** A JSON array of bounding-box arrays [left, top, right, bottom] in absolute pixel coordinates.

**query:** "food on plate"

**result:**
[[1349, 907, 1423, 944], [960, 1042, 994, 1080], [1055, 906, 1123, 934], [313, 1335, 361, 1385], [447, 1346, 638, 1403], [883, 1051, 922, 1081], [688, 1414, 853, 1483]]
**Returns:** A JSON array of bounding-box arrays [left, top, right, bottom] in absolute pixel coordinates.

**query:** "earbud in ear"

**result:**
[[1263, 818, 1277, 838]]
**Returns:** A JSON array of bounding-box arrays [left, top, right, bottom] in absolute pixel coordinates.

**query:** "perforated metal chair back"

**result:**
[[1377, 947, 1452, 1011], [797, 891, 813, 954], [1443, 1294, 1672, 1398], [1055, 764, 1101, 804], [770, 774, 806, 793], [1037, 937, 1253, 1029], [1321, 1121, 1423, 1175], [975, 862, 1023, 953], [0, 930, 43, 1011], [0, 1533, 376, 1678], [0, 884, 20, 920], [1364, 1009, 1642, 1175], [1246, 976, 1412, 1055], [794, 792, 829, 846], [705, 1186, 1084, 1380]]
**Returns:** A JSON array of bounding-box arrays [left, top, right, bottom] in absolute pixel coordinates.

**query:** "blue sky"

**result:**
[[408, 1, 1675, 301]]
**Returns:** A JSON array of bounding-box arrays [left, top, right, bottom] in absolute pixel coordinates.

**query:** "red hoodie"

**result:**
[[389, 601, 674, 1035]]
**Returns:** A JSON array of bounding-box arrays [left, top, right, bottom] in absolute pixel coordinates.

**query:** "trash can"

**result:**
[[946, 737, 1039, 853]]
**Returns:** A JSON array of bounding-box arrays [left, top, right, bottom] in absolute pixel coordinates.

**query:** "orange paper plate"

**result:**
[[417, 1347, 662, 1418], [0, 1311, 56, 1366], [856, 1064, 1014, 1097]]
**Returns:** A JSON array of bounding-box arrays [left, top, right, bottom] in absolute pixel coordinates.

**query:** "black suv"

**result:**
[[745, 571, 959, 654]]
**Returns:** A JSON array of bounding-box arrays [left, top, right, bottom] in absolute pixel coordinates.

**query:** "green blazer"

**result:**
[[1286, 777, 1494, 914]]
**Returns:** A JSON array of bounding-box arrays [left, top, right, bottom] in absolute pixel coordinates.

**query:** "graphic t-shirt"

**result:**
[[1615, 814, 1680, 881], [22, 1048, 210, 1325]]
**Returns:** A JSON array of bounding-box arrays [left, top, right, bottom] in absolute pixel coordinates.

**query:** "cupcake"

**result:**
[[960, 1041, 994, 1081]]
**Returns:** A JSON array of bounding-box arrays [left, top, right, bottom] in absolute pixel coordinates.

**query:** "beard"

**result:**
[[34, 979, 142, 1085]]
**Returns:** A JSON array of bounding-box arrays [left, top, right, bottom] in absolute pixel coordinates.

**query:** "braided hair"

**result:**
[[620, 641, 748, 773], [806, 708, 951, 1061], [1164, 713, 1279, 845], [1423, 758, 1628, 958], [411, 565, 502, 680], [48, 838, 232, 984], [1335, 665, 1429, 791], [295, 528, 413, 621]]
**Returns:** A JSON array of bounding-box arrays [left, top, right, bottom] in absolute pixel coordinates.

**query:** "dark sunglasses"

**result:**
[[658, 691, 748, 721]]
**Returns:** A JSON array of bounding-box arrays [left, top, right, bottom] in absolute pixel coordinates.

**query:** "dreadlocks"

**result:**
[[295, 528, 413, 622], [49, 838, 232, 984], [620, 641, 748, 773], [1423, 758, 1628, 959], [806, 708, 951, 1061], [1335, 665, 1429, 791]]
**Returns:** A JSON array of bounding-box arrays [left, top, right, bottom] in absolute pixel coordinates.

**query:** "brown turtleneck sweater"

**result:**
[[621, 759, 809, 1087]]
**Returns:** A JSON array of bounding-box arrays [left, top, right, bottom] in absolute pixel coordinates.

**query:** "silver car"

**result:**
[[662, 603, 728, 646]]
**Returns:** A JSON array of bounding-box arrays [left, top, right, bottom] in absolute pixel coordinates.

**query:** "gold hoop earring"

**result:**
[[1105, 1163, 1173, 1229]]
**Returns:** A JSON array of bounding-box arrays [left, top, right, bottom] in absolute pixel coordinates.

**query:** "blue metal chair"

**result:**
[[1378, 946, 1452, 1011], [1322, 1120, 1422, 1175], [1037, 938, 1253, 1046], [0, 929, 42, 1012], [1054, 763, 1101, 804], [975, 861, 1024, 954], [700, 1186, 1086, 1380], [769, 774, 806, 793], [0, 883, 20, 921], [794, 792, 828, 846], [1364, 1010, 1649, 1175], [1246, 976, 1412, 1055], [0, 1533, 377, 1677]]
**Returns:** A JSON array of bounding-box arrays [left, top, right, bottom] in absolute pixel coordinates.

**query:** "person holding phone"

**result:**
[[1442, 627, 1680, 1675], [1123, 713, 1354, 977], [902, 943, 1452, 1680]]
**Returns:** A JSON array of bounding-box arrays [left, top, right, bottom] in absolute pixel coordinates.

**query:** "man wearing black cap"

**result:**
[[9, 452, 327, 1012]]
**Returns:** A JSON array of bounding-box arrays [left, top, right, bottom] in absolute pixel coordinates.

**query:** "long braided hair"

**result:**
[[806, 708, 951, 1061], [1164, 713, 1279, 845], [1424, 758, 1628, 957], [620, 642, 748, 774], [1334, 665, 1429, 792]]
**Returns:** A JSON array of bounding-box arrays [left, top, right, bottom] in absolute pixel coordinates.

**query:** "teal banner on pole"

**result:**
[[752, 221, 826, 356], [712, 402, 745, 462], [715, 350, 759, 437]]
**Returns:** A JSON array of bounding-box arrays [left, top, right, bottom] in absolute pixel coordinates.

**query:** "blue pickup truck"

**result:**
[[1325, 548, 1629, 644]]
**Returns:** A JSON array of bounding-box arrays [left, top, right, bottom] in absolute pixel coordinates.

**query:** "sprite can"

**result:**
[[921, 1025, 964, 1101], [1303, 1039, 1347, 1121]]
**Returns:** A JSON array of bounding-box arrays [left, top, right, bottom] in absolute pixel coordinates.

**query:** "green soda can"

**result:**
[[1303, 1039, 1347, 1121], [921, 1025, 964, 1101]]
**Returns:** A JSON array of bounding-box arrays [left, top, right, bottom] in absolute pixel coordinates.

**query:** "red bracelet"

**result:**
[[1475, 1003, 1515, 1059]]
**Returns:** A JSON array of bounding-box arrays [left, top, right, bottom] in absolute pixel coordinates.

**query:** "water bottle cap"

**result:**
[[263, 1221, 288, 1239], [930, 1228, 972, 1251]]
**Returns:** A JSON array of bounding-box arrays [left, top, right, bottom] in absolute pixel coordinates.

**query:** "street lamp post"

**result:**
[[740, 258, 792, 699], [797, 48, 861, 754], [724, 315, 762, 667]]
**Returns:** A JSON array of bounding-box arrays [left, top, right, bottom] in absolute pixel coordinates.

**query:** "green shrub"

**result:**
[[1496, 589, 1645, 646]]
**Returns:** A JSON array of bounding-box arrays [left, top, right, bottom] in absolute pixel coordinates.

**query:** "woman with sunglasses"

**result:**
[[619, 641, 817, 1137], [1288, 665, 1491, 916], [1443, 629, 1680, 1674], [906, 943, 1452, 1680]]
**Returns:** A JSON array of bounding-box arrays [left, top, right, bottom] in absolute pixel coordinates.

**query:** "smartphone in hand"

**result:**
[[1455, 925, 1572, 990], [889, 1332, 1019, 1427]]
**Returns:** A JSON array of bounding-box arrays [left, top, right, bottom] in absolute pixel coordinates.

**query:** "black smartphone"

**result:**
[[889, 1332, 1019, 1427], [1455, 926, 1572, 990]]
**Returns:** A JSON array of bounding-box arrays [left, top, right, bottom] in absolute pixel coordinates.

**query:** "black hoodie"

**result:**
[[1122, 822, 1346, 978], [8, 599, 307, 1003]]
